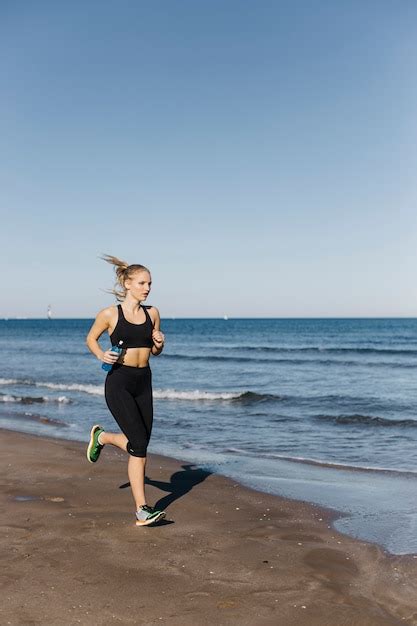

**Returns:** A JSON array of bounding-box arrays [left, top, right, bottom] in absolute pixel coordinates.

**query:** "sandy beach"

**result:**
[[1, 429, 417, 626]]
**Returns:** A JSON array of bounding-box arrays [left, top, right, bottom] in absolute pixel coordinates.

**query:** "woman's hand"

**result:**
[[101, 349, 121, 365], [152, 329, 165, 347]]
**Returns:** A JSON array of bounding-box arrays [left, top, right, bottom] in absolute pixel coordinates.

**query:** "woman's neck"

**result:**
[[122, 296, 141, 314]]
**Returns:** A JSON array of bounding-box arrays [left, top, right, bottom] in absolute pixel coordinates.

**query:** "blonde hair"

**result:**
[[101, 254, 150, 302]]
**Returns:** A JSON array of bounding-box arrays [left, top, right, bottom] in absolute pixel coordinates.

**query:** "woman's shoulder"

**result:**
[[144, 305, 160, 323], [96, 305, 119, 321]]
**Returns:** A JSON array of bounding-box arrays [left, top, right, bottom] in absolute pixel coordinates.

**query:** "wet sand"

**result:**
[[1, 429, 417, 625]]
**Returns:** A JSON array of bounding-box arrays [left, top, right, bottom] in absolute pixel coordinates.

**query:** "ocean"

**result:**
[[1, 317, 416, 555]]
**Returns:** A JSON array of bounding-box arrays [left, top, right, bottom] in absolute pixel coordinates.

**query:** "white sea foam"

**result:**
[[0, 394, 22, 402], [153, 389, 242, 401], [0, 376, 247, 401], [224, 447, 417, 476], [34, 382, 104, 395], [0, 378, 104, 395], [0, 377, 244, 401], [34, 383, 240, 400], [0, 393, 70, 404]]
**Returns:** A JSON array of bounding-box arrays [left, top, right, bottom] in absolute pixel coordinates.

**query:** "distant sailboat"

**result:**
[[223, 315, 228, 321], [47, 305, 52, 320]]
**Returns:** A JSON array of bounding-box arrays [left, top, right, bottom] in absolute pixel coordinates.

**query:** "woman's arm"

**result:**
[[86, 308, 114, 363], [150, 307, 165, 356]]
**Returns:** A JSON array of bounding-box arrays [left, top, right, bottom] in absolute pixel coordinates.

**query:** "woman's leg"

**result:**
[[105, 371, 152, 510], [98, 431, 147, 508], [98, 431, 127, 450], [128, 455, 147, 509], [128, 373, 154, 509]]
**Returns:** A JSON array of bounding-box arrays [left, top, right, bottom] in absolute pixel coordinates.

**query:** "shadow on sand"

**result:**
[[119, 464, 212, 514]]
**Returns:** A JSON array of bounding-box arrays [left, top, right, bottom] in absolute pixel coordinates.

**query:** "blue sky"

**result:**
[[1, 1, 416, 317]]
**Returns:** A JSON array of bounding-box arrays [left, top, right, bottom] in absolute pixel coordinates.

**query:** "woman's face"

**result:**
[[125, 270, 152, 301]]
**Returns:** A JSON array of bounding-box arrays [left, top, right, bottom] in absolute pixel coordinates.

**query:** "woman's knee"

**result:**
[[126, 441, 148, 457]]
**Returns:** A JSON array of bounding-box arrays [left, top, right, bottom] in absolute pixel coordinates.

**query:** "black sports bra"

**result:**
[[109, 304, 154, 349]]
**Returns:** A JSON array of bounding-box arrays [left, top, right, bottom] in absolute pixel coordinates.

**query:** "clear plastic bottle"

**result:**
[[101, 340, 124, 372]]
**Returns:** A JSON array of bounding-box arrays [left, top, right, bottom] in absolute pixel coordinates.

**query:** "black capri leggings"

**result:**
[[104, 364, 153, 458]]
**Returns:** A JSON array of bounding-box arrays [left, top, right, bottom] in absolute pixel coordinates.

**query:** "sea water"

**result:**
[[1, 317, 416, 554]]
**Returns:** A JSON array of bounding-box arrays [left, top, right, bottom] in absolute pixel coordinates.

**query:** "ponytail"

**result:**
[[101, 254, 149, 302]]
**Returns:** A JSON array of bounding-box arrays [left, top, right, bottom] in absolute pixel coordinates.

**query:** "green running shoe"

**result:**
[[135, 504, 166, 527], [87, 424, 104, 463]]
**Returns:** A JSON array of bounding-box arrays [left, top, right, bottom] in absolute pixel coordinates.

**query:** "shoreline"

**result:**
[[2, 424, 417, 556], [2, 429, 417, 625]]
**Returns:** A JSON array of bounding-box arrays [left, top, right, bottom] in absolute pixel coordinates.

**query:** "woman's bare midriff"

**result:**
[[116, 347, 152, 368]]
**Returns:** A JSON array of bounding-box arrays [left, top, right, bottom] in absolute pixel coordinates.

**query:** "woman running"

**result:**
[[86, 255, 166, 526]]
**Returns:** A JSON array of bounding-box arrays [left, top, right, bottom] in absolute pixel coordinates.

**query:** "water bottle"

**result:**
[[101, 340, 124, 372]]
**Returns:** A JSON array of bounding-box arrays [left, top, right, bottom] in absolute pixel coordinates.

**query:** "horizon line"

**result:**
[[2, 316, 416, 321]]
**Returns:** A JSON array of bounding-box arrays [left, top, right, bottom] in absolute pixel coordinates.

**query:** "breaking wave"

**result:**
[[314, 413, 417, 427], [0, 378, 280, 403], [0, 392, 70, 404]]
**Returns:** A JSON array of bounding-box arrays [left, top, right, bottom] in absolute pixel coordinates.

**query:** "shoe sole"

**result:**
[[135, 511, 166, 527], [87, 424, 101, 463]]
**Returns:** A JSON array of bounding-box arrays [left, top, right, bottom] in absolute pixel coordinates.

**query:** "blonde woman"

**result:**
[[86, 255, 166, 526]]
